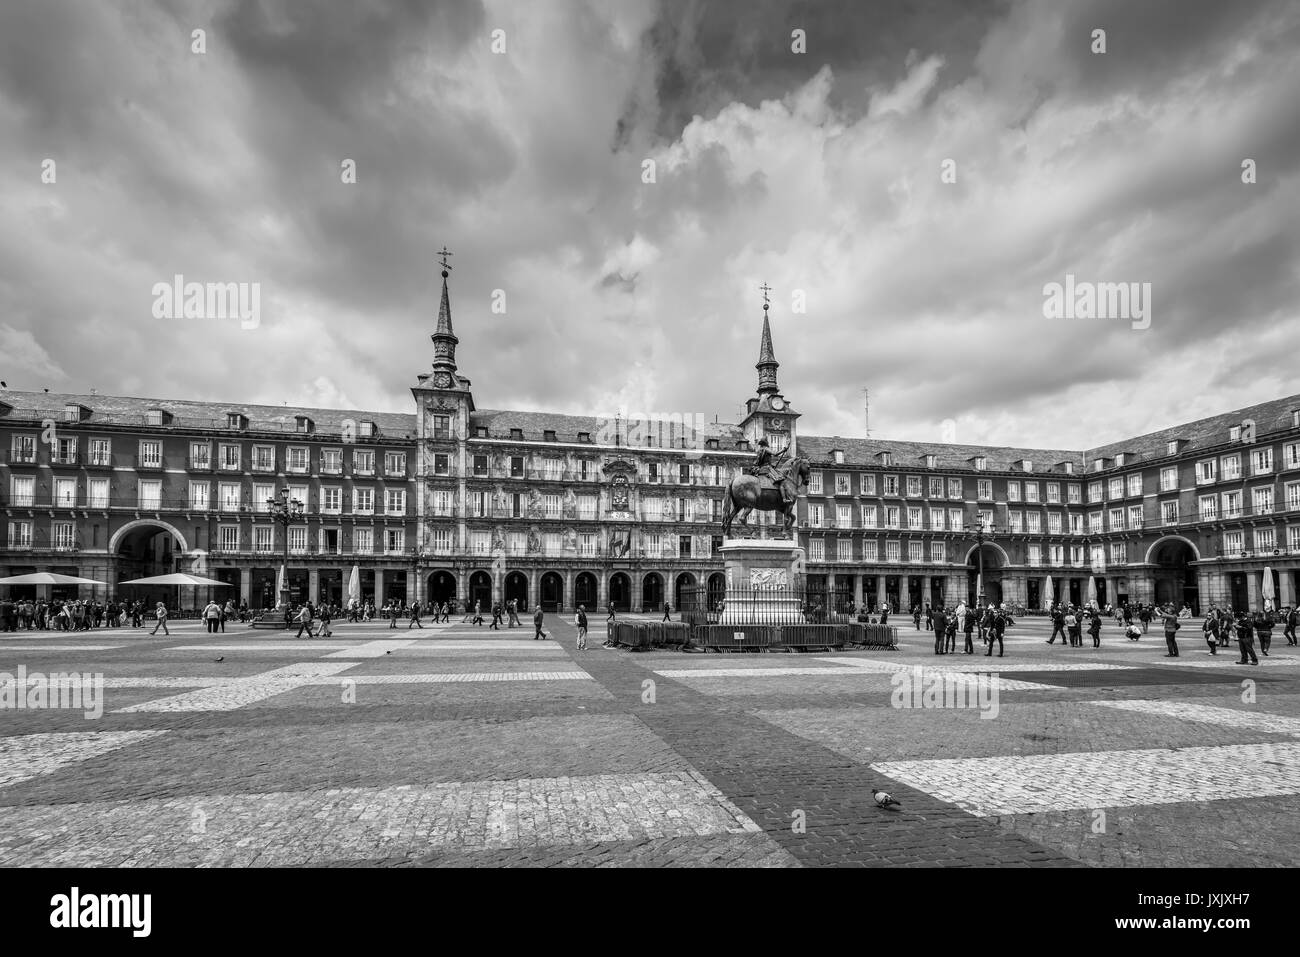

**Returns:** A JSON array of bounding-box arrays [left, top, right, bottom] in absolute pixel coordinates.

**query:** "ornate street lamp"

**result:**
[[971, 518, 998, 607], [267, 487, 305, 609]]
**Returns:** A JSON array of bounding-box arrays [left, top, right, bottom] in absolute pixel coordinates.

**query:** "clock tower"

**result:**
[[739, 285, 798, 454]]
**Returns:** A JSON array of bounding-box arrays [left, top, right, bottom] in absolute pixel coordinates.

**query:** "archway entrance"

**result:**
[[609, 572, 631, 612], [967, 546, 1003, 606], [673, 572, 696, 610], [1152, 539, 1199, 614], [540, 572, 563, 611], [706, 572, 725, 611], [642, 572, 664, 611], [115, 523, 183, 607], [505, 571, 529, 610], [574, 572, 597, 610], [426, 570, 457, 605], [468, 570, 492, 610]]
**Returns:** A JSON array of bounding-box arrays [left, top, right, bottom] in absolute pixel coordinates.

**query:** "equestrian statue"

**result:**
[[721, 438, 810, 538]]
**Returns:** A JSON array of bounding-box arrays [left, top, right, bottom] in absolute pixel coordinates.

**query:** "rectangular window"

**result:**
[[1252, 447, 1273, 475], [1007, 481, 1021, 502], [472, 454, 488, 477], [52, 522, 75, 550], [883, 475, 899, 496], [907, 506, 922, 529], [1199, 494, 1218, 520], [1108, 477, 1123, 500], [1027, 512, 1042, 533], [1046, 482, 1060, 503], [976, 508, 993, 530], [1252, 486, 1274, 515], [354, 487, 374, 515], [1289, 526, 1300, 552], [189, 481, 210, 511], [977, 479, 992, 501], [1088, 511, 1103, 533], [137, 479, 161, 510], [1159, 467, 1177, 492], [836, 474, 851, 495], [321, 448, 343, 474], [287, 447, 309, 473], [1221, 454, 1241, 481], [808, 539, 824, 562], [385, 489, 406, 515], [1126, 473, 1142, 497], [1255, 527, 1276, 552], [1008, 511, 1023, 533], [837, 505, 852, 527], [1196, 459, 1217, 484], [906, 475, 921, 497], [190, 442, 211, 469], [860, 473, 876, 495], [930, 542, 946, 564], [1067, 483, 1081, 504], [510, 456, 525, 478], [1110, 542, 1126, 565], [1284, 442, 1300, 470], [809, 504, 823, 528], [1286, 481, 1300, 512], [885, 507, 900, 529], [87, 479, 109, 509], [948, 478, 962, 499], [10, 434, 36, 463], [861, 505, 877, 528], [353, 449, 375, 475], [837, 539, 852, 562], [930, 508, 945, 531], [219, 443, 240, 470], [88, 438, 111, 466], [219, 483, 241, 512], [254, 526, 274, 553], [1161, 500, 1179, 525], [1027, 544, 1042, 567], [321, 487, 342, 513], [928, 477, 944, 498], [288, 526, 308, 553], [431, 528, 453, 554], [862, 539, 878, 562], [219, 526, 239, 552], [8, 520, 32, 548], [354, 527, 373, 554], [1048, 512, 1062, 534], [1128, 504, 1144, 528], [138, 440, 162, 468], [949, 508, 963, 531], [432, 415, 451, 441], [1088, 481, 1103, 503], [1223, 530, 1244, 555], [1108, 507, 1125, 530], [54, 478, 76, 508], [385, 452, 407, 476], [885, 540, 901, 563], [1024, 482, 1039, 503], [252, 445, 275, 472], [908, 541, 923, 563], [1070, 513, 1083, 535], [55, 436, 78, 465], [1221, 490, 1242, 519], [808, 471, 823, 494]]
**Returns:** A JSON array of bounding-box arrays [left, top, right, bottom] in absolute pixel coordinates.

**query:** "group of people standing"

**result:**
[[926, 601, 1016, 657]]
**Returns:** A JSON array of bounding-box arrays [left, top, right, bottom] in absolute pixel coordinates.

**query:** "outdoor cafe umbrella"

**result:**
[[1041, 575, 1054, 611], [0, 572, 106, 586], [348, 565, 360, 604], [116, 573, 233, 587], [1262, 567, 1276, 612], [1086, 575, 1098, 609]]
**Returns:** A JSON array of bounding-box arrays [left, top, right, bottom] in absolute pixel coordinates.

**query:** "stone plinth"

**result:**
[[719, 538, 804, 625]]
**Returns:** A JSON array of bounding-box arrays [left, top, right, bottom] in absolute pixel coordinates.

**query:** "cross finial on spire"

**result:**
[[760, 282, 772, 309], [438, 245, 453, 278]]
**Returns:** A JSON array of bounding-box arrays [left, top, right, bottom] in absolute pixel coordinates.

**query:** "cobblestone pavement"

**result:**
[[1, 613, 1298, 866]]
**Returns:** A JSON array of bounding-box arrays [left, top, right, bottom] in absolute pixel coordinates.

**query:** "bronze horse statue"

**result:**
[[721, 456, 810, 538]]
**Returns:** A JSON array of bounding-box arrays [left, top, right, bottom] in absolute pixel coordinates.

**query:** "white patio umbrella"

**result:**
[[1086, 575, 1098, 609], [276, 563, 287, 604], [1042, 575, 1054, 611], [0, 572, 106, 586], [117, 573, 233, 587], [348, 565, 361, 604], [1262, 567, 1275, 612]]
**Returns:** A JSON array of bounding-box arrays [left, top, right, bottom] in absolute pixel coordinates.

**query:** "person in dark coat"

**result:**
[[1088, 610, 1102, 648], [1255, 611, 1273, 656], [1285, 606, 1298, 646], [984, 608, 1007, 657], [962, 608, 976, 654], [932, 606, 948, 655], [1159, 603, 1180, 657], [1234, 613, 1258, 665], [533, 605, 546, 640]]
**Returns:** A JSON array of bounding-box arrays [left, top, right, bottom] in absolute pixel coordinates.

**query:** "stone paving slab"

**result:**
[[0, 731, 168, 789]]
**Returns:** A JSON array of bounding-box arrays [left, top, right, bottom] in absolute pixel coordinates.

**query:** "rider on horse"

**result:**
[[752, 438, 797, 508]]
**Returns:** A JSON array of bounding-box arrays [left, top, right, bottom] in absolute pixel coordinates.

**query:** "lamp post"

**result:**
[[972, 518, 998, 607], [267, 487, 304, 609]]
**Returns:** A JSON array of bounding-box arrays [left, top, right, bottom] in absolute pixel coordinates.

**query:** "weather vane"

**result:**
[[438, 245, 453, 276], [760, 282, 772, 309]]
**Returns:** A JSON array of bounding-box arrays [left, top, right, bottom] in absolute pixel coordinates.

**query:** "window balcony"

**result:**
[[85, 454, 113, 469], [188, 458, 213, 472], [134, 454, 166, 469], [52, 452, 81, 466], [6, 450, 38, 466]]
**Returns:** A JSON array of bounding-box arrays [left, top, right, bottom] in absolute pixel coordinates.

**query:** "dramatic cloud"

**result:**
[[1, 0, 1297, 450]]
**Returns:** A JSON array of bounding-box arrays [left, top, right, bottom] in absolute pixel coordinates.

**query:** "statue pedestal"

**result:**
[[719, 538, 804, 625]]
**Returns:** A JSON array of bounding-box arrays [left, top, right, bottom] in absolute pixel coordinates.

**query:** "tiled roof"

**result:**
[[0, 390, 417, 438], [469, 409, 746, 446], [798, 435, 1084, 473], [1084, 394, 1300, 462]]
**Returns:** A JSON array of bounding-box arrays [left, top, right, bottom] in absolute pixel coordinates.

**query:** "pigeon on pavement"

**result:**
[[872, 788, 901, 809], [214, 657, 224, 663]]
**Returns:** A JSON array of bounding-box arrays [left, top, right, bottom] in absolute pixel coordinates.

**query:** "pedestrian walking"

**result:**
[[1203, 611, 1219, 655], [533, 605, 546, 640], [150, 602, 170, 636], [575, 605, 588, 651], [490, 601, 502, 630], [1255, 611, 1273, 656], [319, 604, 333, 637], [1285, 605, 1298, 646], [1160, 603, 1180, 657], [202, 599, 222, 634], [962, 607, 975, 655], [932, 606, 948, 655], [472, 600, 484, 626], [296, 603, 316, 639], [1048, 605, 1066, 645], [662, 601, 672, 622], [913, 604, 922, 630], [1234, 613, 1259, 665], [1088, 610, 1102, 648], [408, 599, 423, 629]]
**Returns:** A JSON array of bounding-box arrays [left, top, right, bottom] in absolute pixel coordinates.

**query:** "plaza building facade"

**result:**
[[3, 268, 1300, 615]]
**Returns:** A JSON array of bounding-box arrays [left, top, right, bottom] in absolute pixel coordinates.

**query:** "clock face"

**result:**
[[770, 397, 785, 411], [434, 372, 453, 388]]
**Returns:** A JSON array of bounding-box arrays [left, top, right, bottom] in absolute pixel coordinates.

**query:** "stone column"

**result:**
[[373, 568, 385, 606], [1279, 569, 1296, 609], [240, 567, 252, 606], [308, 568, 320, 605], [876, 575, 886, 612], [528, 568, 540, 612], [597, 569, 608, 613], [564, 568, 575, 614], [1247, 571, 1261, 611], [853, 573, 863, 611]]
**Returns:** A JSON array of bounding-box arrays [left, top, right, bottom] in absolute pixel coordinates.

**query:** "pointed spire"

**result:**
[[756, 284, 779, 395], [430, 246, 459, 379]]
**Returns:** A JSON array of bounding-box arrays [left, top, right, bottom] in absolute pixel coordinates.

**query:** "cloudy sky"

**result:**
[[2, 0, 1298, 450]]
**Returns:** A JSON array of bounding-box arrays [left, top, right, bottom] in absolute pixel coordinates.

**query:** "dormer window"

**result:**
[[358, 420, 376, 438], [543, 430, 557, 442], [973, 456, 986, 471], [878, 451, 892, 467], [1293, 411, 1300, 429], [1058, 461, 1074, 475], [1114, 453, 1126, 467], [1093, 459, 1105, 472], [294, 415, 314, 434], [833, 449, 845, 465], [1229, 426, 1242, 442], [226, 412, 247, 430], [737, 440, 751, 451], [145, 408, 171, 426], [1019, 459, 1033, 472], [577, 431, 591, 443], [63, 403, 90, 423], [1166, 439, 1184, 455], [706, 438, 719, 450], [510, 428, 524, 441], [925, 454, 936, 469]]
